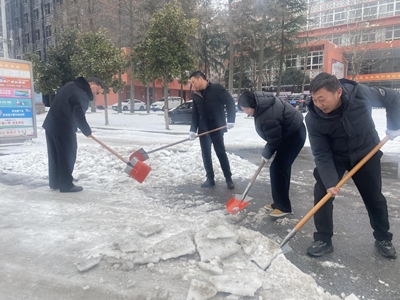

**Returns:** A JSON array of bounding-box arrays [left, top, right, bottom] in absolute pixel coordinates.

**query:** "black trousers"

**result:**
[[45, 131, 77, 191], [313, 150, 393, 243], [270, 124, 306, 212], [199, 131, 232, 180]]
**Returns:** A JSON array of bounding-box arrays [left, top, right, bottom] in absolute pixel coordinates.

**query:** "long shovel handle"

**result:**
[[146, 125, 227, 155], [280, 135, 390, 248], [90, 135, 130, 165], [241, 160, 265, 201]]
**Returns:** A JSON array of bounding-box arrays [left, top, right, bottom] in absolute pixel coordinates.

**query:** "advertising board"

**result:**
[[0, 58, 37, 143]]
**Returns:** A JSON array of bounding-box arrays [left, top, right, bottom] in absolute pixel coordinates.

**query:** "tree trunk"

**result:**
[[146, 83, 150, 114], [276, 17, 285, 97], [163, 75, 170, 130], [104, 94, 109, 126], [228, 0, 234, 93], [257, 7, 267, 91]]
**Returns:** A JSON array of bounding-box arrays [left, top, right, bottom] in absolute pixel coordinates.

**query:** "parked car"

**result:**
[[151, 97, 182, 111], [111, 99, 146, 112], [285, 93, 308, 113], [168, 101, 193, 124]]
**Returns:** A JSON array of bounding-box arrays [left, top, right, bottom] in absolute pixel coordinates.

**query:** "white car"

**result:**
[[150, 97, 182, 111], [112, 99, 146, 111]]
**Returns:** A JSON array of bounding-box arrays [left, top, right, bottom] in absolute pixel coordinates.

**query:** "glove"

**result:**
[[385, 128, 400, 140], [189, 131, 197, 140], [227, 123, 234, 130]]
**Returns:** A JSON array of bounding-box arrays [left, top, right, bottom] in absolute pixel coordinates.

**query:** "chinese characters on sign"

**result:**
[[347, 73, 400, 82], [0, 59, 36, 140]]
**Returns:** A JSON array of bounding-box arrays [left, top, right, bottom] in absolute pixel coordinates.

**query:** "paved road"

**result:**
[[1, 142, 399, 299], [179, 145, 400, 300]]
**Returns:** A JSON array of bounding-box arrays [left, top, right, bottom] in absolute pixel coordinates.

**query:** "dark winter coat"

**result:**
[[190, 82, 236, 134], [42, 77, 93, 137], [305, 78, 400, 189], [253, 91, 304, 159]]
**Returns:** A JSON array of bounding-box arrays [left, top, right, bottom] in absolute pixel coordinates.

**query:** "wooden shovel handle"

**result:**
[[89, 135, 128, 165], [294, 135, 390, 231], [241, 160, 265, 201], [147, 125, 227, 154]]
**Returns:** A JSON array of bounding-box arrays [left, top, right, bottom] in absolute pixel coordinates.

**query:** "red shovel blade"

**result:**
[[226, 197, 250, 214], [129, 148, 149, 162], [129, 160, 151, 183]]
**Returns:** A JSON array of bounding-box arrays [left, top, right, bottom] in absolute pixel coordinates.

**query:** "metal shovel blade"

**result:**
[[226, 194, 253, 214], [129, 148, 149, 162], [124, 157, 152, 183]]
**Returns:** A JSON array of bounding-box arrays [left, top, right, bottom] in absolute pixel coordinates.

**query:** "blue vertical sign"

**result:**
[[0, 58, 36, 142]]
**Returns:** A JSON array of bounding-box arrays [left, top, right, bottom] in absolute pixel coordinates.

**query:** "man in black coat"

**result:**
[[305, 72, 400, 258], [42, 77, 103, 193], [238, 90, 306, 218], [189, 70, 236, 189]]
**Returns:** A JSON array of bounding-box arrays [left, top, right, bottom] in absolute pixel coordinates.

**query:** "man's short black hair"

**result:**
[[189, 70, 206, 80], [310, 72, 341, 94], [87, 77, 104, 89]]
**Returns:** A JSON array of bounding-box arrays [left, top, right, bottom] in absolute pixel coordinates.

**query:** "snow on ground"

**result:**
[[0, 108, 396, 299]]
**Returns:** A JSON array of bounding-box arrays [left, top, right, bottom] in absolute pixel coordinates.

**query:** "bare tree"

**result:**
[[341, 21, 386, 80]]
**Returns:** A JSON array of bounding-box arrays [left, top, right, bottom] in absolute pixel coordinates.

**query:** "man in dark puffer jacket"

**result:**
[[43, 77, 103, 193], [238, 90, 306, 218], [305, 72, 400, 258]]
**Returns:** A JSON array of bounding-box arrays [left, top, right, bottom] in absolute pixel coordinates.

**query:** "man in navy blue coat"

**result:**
[[189, 71, 236, 189], [42, 77, 103, 193], [305, 72, 400, 258]]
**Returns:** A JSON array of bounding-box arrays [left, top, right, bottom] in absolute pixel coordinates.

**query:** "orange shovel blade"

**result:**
[[129, 149, 148, 162], [226, 197, 250, 214], [129, 160, 151, 183]]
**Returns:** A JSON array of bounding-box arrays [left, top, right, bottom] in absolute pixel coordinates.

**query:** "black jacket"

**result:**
[[305, 78, 400, 189], [42, 77, 93, 136], [190, 82, 236, 134], [253, 92, 304, 159]]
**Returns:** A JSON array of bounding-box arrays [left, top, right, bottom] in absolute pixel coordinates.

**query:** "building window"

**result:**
[[331, 34, 343, 45], [385, 25, 400, 41], [35, 29, 40, 41], [363, 2, 378, 19], [34, 9, 39, 20], [45, 3, 51, 15], [15, 17, 19, 27], [396, 1, 400, 15], [46, 25, 52, 37], [301, 51, 323, 70], [334, 8, 346, 25], [24, 13, 29, 24], [361, 29, 376, 43], [25, 33, 30, 44], [15, 37, 20, 47], [285, 55, 297, 68], [379, 0, 395, 18]]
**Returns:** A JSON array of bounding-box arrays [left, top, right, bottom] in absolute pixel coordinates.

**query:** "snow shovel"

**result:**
[[90, 135, 151, 183], [226, 160, 266, 213], [278, 135, 390, 249], [129, 125, 227, 162]]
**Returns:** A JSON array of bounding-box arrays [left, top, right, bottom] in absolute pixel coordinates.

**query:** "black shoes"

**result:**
[[226, 178, 235, 190], [60, 185, 83, 193], [201, 178, 234, 189], [306, 240, 334, 257], [201, 178, 215, 188], [375, 240, 397, 258], [307, 240, 396, 258]]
